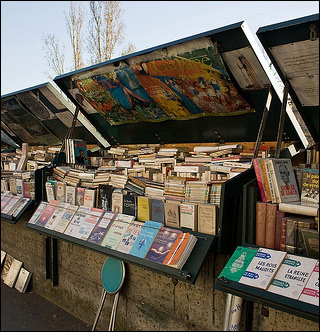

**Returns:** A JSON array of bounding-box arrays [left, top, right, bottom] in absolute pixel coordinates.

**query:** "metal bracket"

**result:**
[[155, 133, 165, 145], [214, 130, 225, 145]]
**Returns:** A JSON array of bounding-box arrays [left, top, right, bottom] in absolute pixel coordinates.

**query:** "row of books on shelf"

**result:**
[[218, 246, 319, 306], [45, 180, 217, 235], [1, 174, 35, 200], [1, 250, 32, 293], [27, 201, 198, 270], [1, 192, 32, 219]]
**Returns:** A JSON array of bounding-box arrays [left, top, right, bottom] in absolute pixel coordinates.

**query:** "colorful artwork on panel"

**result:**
[[70, 38, 255, 125]]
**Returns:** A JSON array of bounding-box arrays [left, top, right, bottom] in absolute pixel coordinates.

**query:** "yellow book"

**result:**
[[260, 159, 272, 202], [137, 196, 151, 222]]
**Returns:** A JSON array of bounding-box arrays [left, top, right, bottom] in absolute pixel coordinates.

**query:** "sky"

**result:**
[[1, 1, 319, 96]]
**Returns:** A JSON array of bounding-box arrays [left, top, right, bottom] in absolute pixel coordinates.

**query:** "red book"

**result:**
[[35, 200, 60, 227], [252, 158, 267, 203], [265, 203, 277, 249], [255, 201, 267, 247], [23, 182, 31, 199], [274, 210, 286, 250]]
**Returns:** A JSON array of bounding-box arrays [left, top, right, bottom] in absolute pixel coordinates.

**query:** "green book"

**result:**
[[218, 246, 258, 282]]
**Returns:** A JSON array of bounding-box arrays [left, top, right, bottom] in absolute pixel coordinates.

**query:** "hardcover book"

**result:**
[[267, 254, 318, 299], [129, 220, 163, 258], [298, 261, 319, 306], [87, 211, 118, 245], [137, 196, 151, 222], [300, 168, 319, 205], [14, 267, 32, 293], [145, 226, 182, 263], [150, 198, 165, 223], [116, 220, 144, 254], [122, 194, 137, 217], [265, 203, 278, 249], [180, 202, 198, 231], [218, 246, 258, 282], [4, 258, 23, 288], [255, 202, 267, 247], [101, 213, 135, 249], [35, 200, 60, 227], [197, 203, 217, 235], [164, 200, 180, 229], [301, 228, 319, 259], [239, 248, 287, 289]]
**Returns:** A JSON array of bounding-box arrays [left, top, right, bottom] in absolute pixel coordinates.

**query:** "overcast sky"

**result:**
[[1, 1, 318, 95]]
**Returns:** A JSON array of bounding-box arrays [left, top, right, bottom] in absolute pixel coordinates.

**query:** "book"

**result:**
[[278, 201, 319, 217], [150, 198, 165, 223], [301, 228, 319, 259], [180, 202, 198, 231], [23, 181, 31, 199], [111, 190, 123, 214], [73, 139, 89, 165], [87, 211, 118, 245], [264, 159, 277, 204], [75, 187, 85, 206], [265, 203, 278, 249], [137, 196, 151, 222], [268, 158, 300, 203], [164, 200, 180, 229], [128, 220, 163, 259], [52, 204, 79, 233], [101, 213, 135, 249], [274, 210, 286, 250], [65, 185, 76, 205], [300, 168, 319, 205], [4, 257, 23, 288], [267, 254, 318, 299], [239, 248, 287, 289], [83, 188, 96, 207], [15, 178, 24, 197], [1, 195, 22, 215], [35, 200, 60, 227], [14, 267, 32, 293], [255, 202, 267, 247], [163, 232, 198, 269], [122, 194, 137, 217], [1, 254, 14, 281], [116, 220, 144, 254], [27, 201, 48, 224], [298, 261, 319, 306], [96, 184, 113, 210], [252, 158, 268, 203], [45, 182, 56, 201], [1, 250, 6, 265], [218, 246, 259, 282], [145, 226, 182, 263], [55, 181, 66, 202], [44, 202, 69, 230], [197, 203, 217, 235]]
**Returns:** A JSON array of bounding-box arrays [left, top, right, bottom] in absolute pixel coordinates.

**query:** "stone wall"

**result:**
[[1, 214, 318, 331]]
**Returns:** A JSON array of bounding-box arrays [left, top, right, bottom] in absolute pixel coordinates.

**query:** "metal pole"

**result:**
[[223, 293, 233, 331], [228, 296, 243, 331], [92, 289, 107, 331]]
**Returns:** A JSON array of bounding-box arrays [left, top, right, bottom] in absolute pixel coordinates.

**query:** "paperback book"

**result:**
[[298, 261, 319, 306], [52, 204, 79, 233], [150, 198, 165, 223], [116, 220, 144, 254], [14, 268, 32, 293], [35, 200, 60, 227], [27, 201, 48, 224], [3, 258, 23, 288]]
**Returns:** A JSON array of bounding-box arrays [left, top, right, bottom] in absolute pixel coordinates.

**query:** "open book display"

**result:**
[[26, 200, 200, 272], [1, 191, 32, 221]]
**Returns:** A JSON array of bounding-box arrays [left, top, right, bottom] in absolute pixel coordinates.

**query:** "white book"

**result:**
[[53, 204, 79, 233], [65, 185, 76, 205], [44, 202, 69, 230], [83, 188, 96, 207], [28, 202, 48, 224], [267, 254, 318, 299], [239, 248, 287, 289], [4, 258, 23, 288], [14, 267, 32, 293], [45, 182, 56, 201], [298, 261, 319, 306], [116, 220, 144, 254], [180, 202, 198, 231]]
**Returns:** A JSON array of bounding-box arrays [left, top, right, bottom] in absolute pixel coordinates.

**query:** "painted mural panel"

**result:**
[[69, 37, 254, 125]]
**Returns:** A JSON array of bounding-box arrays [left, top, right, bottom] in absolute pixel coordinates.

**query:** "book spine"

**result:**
[[265, 203, 278, 249], [255, 202, 267, 247], [260, 160, 272, 202], [279, 217, 287, 251], [274, 210, 286, 250], [252, 159, 267, 203], [265, 160, 277, 203]]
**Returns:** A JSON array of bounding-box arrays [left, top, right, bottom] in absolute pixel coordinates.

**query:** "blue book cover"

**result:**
[[151, 198, 165, 223], [128, 220, 163, 258]]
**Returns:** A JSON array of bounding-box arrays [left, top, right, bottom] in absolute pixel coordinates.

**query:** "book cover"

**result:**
[[44, 202, 69, 230], [122, 194, 137, 217], [264, 160, 277, 204], [1, 195, 22, 215], [111, 190, 123, 214], [239, 248, 287, 289], [75, 187, 85, 206], [96, 184, 113, 210], [150, 198, 165, 223], [137, 196, 151, 222], [1, 254, 14, 281], [164, 200, 180, 229], [73, 139, 88, 165], [197, 203, 217, 235], [129, 220, 163, 258], [163, 232, 197, 269], [15, 178, 24, 197], [101, 213, 135, 249], [252, 158, 267, 203], [301, 228, 319, 259], [4, 258, 23, 288], [260, 159, 272, 202], [52, 204, 79, 233], [83, 188, 96, 207], [27, 201, 48, 224], [218, 246, 258, 282], [265, 203, 278, 249], [180, 202, 198, 231], [298, 261, 319, 306], [145, 226, 182, 263], [55, 181, 66, 203], [14, 267, 32, 293], [1, 250, 6, 266], [269, 158, 300, 203], [35, 200, 60, 227], [116, 220, 144, 254], [300, 168, 319, 205], [87, 211, 118, 245], [23, 181, 31, 199], [77, 207, 105, 240], [65, 185, 76, 205], [268, 254, 318, 299], [45, 182, 56, 201]]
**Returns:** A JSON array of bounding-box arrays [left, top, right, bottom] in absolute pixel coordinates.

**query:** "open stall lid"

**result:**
[[257, 13, 319, 146], [54, 20, 307, 148], [1, 82, 109, 147]]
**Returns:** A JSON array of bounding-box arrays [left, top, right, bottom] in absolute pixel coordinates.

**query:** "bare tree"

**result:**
[[42, 33, 65, 78], [121, 42, 137, 57], [64, 1, 85, 70], [87, 1, 126, 64]]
